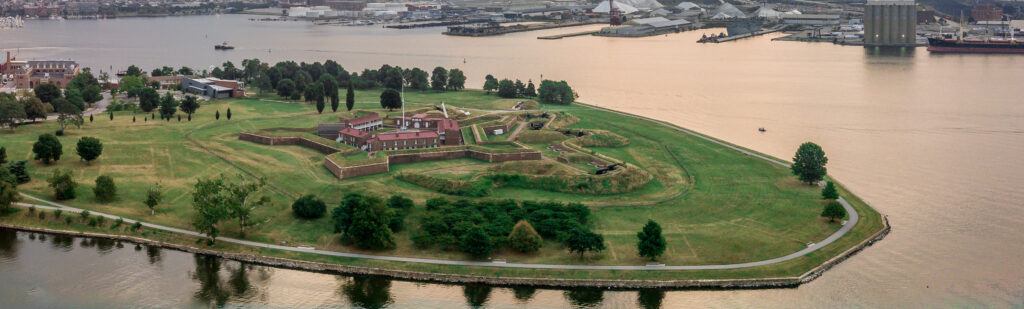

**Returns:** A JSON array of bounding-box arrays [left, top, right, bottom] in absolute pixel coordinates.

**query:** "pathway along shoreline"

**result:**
[[4, 102, 890, 288]]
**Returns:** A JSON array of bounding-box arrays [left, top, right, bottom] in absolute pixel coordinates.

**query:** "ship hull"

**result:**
[[927, 38, 1024, 54]]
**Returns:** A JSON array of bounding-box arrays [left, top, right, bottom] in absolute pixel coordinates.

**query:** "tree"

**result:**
[[312, 84, 326, 114], [138, 87, 160, 112], [276, 78, 296, 98], [0, 181, 17, 214], [64, 87, 85, 111], [119, 76, 146, 98], [178, 66, 194, 76], [822, 181, 839, 200], [125, 65, 143, 77], [321, 75, 339, 112], [496, 79, 517, 98], [0, 146, 5, 164], [381, 67, 404, 90], [791, 142, 828, 185], [379, 89, 402, 111], [538, 80, 575, 105], [21, 96, 48, 122], [33, 83, 61, 104], [76, 136, 103, 163], [430, 67, 448, 91], [222, 176, 269, 235], [53, 98, 84, 131], [0, 96, 26, 129], [345, 82, 355, 111], [292, 194, 327, 219], [191, 177, 231, 243], [636, 220, 667, 261], [48, 168, 77, 200], [8, 161, 30, 185], [158, 92, 178, 120], [386, 195, 413, 232], [460, 226, 493, 259], [93, 175, 117, 203], [82, 85, 103, 105], [179, 95, 200, 116], [508, 220, 543, 253], [483, 75, 498, 94], [447, 69, 466, 91], [331, 193, 395, 250], [821, 201, 847, 222], [525, 80, 537, 97], [215, 110, 220, 120], [565, 227, 606, 258], [514, 79, 526, 97], [406, 68, 429, 91], [32, 133, 63, 164], [145, 183, 163, 215], [226, 108, 232, 120]]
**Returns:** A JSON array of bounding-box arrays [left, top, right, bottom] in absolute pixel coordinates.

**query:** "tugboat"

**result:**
[[214, 41, 234, 50]]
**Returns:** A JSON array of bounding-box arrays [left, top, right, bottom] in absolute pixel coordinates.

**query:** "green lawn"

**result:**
[[0, 90, 885, 278]]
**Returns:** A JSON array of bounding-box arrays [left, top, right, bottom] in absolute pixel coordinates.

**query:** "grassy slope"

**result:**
[[0, 89, 884, 279]]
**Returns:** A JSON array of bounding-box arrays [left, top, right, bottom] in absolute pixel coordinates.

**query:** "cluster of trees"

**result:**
[[31, 134, 105, 165], [0, 93, 48, 129], [411, 198, 604, 259], [0, 147, 30, 214], [482, 75, 576, 105], [791, 142, 847, 222], [191, 175, 269, 242], [484, 75, 537, 99], [330, 193, 410, 250]]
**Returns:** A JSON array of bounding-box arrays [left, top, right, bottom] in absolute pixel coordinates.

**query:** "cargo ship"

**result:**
[[926, 36, 1024, 54]]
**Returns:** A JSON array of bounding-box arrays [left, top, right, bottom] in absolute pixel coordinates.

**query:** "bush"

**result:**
[[93, 175, 117, 203], [54, 209, 62, 218], [460, 226, 493, 259], [64, 217, 73, 225], [8, 161, 31, 184], [131, 221, 142, 231], [508, 220, 543, 253], [48, 169, 77, 200], [37, 210, 46, 220], [80, 210, 90, 220], [292, 194, 327, 219], [88, 217, 98, 227], [114, 217, 124, 228], [33, 133, 63, 164], [386, 195, 414, 232], [76, 137, 104, 163]]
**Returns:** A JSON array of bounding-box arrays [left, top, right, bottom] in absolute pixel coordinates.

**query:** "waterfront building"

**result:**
[[1, 52, 80, 89], [181, 77, 245, 98], [863, 0, 917, 47]]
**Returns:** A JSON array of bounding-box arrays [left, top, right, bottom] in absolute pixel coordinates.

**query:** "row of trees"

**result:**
[[482, 75, 576, 105], [2, 85, 86, 133], [31, 134, 104, 165]]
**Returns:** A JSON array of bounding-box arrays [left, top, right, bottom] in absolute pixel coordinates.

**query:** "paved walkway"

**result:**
[[10, 104, 859, 270]]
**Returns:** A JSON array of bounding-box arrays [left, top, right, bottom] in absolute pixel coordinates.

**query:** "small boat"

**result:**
[[758, 127, 766, 133], [214, 42, 234, 50]]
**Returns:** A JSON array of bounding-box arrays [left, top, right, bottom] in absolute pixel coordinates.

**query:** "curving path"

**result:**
[[10, 104, 859, 270]]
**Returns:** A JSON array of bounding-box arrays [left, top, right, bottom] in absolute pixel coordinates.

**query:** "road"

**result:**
[[11, 106, 859, 271]]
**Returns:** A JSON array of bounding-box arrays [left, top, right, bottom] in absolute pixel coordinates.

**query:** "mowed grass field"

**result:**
[[0, 89, 883, 269]]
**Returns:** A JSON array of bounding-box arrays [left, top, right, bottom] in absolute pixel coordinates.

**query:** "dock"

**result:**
[[699, 25, 787, 43], [538, 30, 599, 40], [444, 20, 601, 37]]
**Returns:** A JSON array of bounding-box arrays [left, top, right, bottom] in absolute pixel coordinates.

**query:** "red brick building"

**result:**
[[396, 113, 463, 146], [2, 52, 80, 89], [369, 131, 440, 151], [971, 3, 1003, 22]]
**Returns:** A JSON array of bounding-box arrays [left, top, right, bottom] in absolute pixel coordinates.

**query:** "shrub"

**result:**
[[76, 137, 104, 163], [37, 211, 46, 220], [54, 209, 62, 218], [386, 195, 414, 232], [32, 133, 63, 164], [88, 217, 98, 227], [8, 161, 30, 184], [131, 221, 142, 231], [460, 226, 493, 259], [292, 194, 327, 219], [93, 175, 117, 203], [48, 169, 77, 200], [28, 205, 35, 213], [64, 217, 73, 225], [80, 210, 90, 220], [114, 217, 124, 228], [508, 220, 543, 253], [96, 215, 105, 226]]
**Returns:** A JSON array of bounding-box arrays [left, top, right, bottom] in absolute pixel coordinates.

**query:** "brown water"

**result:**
[[2, 15, 1023, 307]]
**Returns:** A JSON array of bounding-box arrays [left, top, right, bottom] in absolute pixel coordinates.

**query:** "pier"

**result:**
[[444, 20, 601, 37], [538, 30, 599, 40]]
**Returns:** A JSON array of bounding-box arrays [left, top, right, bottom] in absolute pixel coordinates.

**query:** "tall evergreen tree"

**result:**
[[345, 82, 355, 111], [821, 181, 839, 200]]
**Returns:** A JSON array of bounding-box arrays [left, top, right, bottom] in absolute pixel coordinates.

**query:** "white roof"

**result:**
[[710, 12, 733, 19], [630, 17, 670, 25], [647, 18, 691, 28], [675, 2, 702, 11], [714, 3, 745, 18], [593, 1, 639, 14]]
